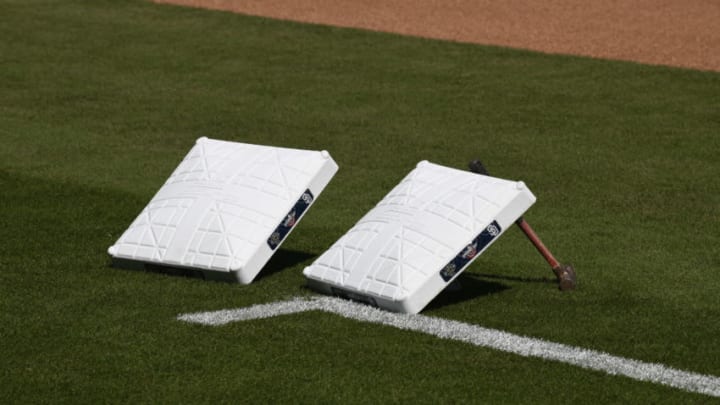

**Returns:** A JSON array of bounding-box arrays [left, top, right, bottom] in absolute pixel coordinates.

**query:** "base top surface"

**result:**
[[304, 161, 535, 312], [109, 138, 337, 282]]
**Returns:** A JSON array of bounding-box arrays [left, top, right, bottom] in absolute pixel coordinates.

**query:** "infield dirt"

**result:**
[[154, 0, 720, 72]]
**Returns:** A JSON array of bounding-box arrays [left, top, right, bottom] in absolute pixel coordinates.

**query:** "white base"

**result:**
[[109, 137, 338, 284], [303, 161, 535, 314]]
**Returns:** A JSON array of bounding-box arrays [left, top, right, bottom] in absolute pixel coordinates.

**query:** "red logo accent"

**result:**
[[284, 211, 297, 227], [462, 243, 478, 259]]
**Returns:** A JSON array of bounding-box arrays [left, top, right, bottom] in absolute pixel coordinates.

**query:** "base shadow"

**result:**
[[424, 274, 510, 311], [110, 248, 316, 283], [254, 248, 316, 281]]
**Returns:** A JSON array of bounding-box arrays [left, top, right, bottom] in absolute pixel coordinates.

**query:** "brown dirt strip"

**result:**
[[154, 0, 720, 72]]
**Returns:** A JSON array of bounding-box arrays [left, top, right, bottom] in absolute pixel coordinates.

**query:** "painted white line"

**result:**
[[177, 298, 318, 326], [178, 297, 720, 398]]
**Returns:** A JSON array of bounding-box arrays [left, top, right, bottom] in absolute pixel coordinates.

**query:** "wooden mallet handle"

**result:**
[[468, 160, 576, 290]]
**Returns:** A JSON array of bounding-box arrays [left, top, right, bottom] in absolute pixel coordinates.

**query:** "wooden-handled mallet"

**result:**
[[468, 160, 577, 291]]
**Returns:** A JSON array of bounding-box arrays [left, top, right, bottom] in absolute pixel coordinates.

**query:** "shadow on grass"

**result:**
[[425, 269, 558, 311], [254, 248, 316, 281], [298, 266, 558, 312], [424, 274, 510, 311], [111, 248, 316, 283]]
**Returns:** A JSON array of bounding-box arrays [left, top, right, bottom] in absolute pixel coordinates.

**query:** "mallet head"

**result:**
[[553, 264, 577, 291]]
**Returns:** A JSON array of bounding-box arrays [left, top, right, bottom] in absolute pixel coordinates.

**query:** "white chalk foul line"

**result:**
[[178, 296, 720, 398]]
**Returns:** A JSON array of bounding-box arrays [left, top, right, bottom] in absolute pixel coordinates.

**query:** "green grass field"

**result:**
[[2, 0, 719, 402]]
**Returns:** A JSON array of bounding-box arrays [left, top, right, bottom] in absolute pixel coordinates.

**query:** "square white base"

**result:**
[[303, 161, 535, 313], [108, 137, 338, 284]]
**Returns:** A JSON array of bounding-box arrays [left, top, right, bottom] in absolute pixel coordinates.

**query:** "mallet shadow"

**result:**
[[424, 270, 556, 311], [466, 271, 556, 285]]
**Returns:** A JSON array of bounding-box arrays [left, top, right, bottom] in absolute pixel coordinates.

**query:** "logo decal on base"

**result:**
[[440, 220, 502, 282], [267, 189, 314, 250]]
